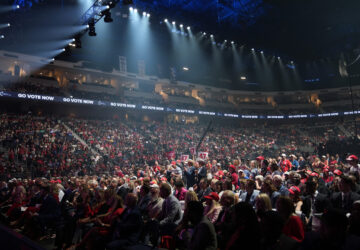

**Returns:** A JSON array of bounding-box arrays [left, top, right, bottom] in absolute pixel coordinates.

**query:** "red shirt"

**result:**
[[280, 159, 292, 172], [283, 215, 304, 242]]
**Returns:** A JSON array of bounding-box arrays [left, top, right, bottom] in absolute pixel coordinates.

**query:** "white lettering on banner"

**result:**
[[41, 96, 55, 101], [198, 152, 209, 160], [241, 115, 258, 119], [288, 115, 308, 118], [26, 94, 42, 100], [175, 109, 195, 114], [224, 113, 239, 118], [180, 155, 189, 161], [83, 100, 94, 104], [267, 116, 284, 119], [199, 111, 216, 115], [18, 93, 26, 98], [141, 105, 164, 111], [318, 113, 339, 117]]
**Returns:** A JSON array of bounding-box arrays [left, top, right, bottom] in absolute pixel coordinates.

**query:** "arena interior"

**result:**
[[0, 0, 360, 249]]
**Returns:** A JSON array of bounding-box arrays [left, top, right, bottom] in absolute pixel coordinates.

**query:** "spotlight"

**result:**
[[203, 32, 206, 35], [106, 5, 110, 9], [183, 67, 189, 71], [129, 7, 133, 11], [104, 10, 113, 23], [241, 76, 246, 80], [180, 24, 183, 28], [143, 12, 146, 16], [134, 8, 137, 12], [51, 58, 55, 61], [16, 5, 20, 9], [88, 20, 96, 36], [231, 41, 234, 44], [86, 24, 90, 28], [147, 13, 150, 17], [0, 35, 4, 39], [62, 48, 66, 52], [291, 61, 294, 64], [210, 34, 214, 38], [277, 56, 280, 59], [260, 51, 264, 53], [251, 48, 255, 51], [187, 26, 190, 30], [72, 38, 76, 42], [7, 23, 10, 27], [224, 40, 227, 42], [164, 19, 168, 22], [172, 21, 175, 25]]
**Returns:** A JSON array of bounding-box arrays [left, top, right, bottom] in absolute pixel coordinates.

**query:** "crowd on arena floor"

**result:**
[[1, 113, 360, 249]]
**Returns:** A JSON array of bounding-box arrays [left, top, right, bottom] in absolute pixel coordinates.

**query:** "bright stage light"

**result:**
[[183, 67, 189, 71], [231, 41, 234, 44], [129, 7, 133, 11], [187, 26, 190, 30], [164, 19, 168, 22], [172, 21, 175, 25], [203, 32, 206, 35], [291, 61, 294, 64], [224, 40, 227, 42], [134, 8, 137, 12], [0, 35, 4, 39], [277, 56, 281, 59], [16, 5, 20, 9], [143, 12, 146, 16], [210, 34, 213, 38], [147, 13, 150, 17], [241, 76, 246, 80], [106, 5, 110, 9], [62, 48, 66, 52], [251, 48, 255, 51], [179, 24, 183, 28], [51, 58, 55, 61], [260, 51, 264, 53], [7, 23, 10, 27]]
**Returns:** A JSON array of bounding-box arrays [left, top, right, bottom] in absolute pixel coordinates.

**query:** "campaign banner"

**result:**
[[180, 155, 189, 161], [0, 90, 359, 120], [166, 151, 175, 159], [198, 152, 209, 160], [190, 147, 196, 155]]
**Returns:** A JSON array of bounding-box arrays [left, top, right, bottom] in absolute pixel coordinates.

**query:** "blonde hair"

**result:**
[[256, 193, 272, 212], [185, 191, 198, 209]]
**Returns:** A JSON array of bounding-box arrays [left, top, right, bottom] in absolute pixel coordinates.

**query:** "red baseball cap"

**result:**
[[346, 155, 358, 161], [334, 169, 343, 176], [256, 156, 264, 161], [288, 186, 300, 195], [229, 165, 236, 171], [204, 192, 220, 202]]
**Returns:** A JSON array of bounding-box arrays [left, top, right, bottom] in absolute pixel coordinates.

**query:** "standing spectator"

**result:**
[[240, 179, 260, 207], [330, 175, 360, 214]]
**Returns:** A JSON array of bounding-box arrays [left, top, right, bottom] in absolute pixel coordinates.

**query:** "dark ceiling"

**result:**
[[1, 0, 360, 91]]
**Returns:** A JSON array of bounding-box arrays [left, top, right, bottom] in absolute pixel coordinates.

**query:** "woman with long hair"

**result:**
[[276, 196, 304, 242], [203, 192, 222, 223]]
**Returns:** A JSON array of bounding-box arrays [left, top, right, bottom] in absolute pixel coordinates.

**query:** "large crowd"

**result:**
[[0, 112, 360, 250]]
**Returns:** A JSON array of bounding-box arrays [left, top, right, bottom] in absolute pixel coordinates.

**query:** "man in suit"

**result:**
[[184, 160, 197, 189], [197, 178, 212, 202], [107, 193, 143, 249], [185, 201, 217, 250], [273, 175, 290, 196], [145, 182, 182, 247], [331, 174, 360, 214], [138, 184, 152, 216], [301, 176, 331, 231], [197, 160, 207, 182], [240, 179, 260, 207]]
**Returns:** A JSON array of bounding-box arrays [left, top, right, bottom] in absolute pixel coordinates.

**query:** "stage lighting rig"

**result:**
[[88, 19, 96, 36], [103, 10, 113, 23]]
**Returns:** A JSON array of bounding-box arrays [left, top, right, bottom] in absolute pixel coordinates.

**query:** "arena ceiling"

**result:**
[[1, 0, 360, 91]]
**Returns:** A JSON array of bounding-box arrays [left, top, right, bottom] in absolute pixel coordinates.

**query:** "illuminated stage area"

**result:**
[[0, 1, 360, 250]]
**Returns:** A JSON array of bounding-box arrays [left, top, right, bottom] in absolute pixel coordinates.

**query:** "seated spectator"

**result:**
[[183, 201, 217, 250], [261, 179, 280, 208], [226, 202, 261, 250], [276, 196, 304, 242], [289, 186, 303, 214], [174, 180, 187, 201], [203, 192, 222, 223], [255, 193, 272, 218], [260, 211, 299, 250]]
